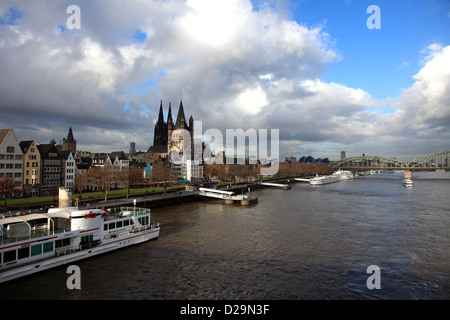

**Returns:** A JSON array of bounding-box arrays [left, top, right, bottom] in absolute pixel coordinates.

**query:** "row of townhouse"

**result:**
[[1, 129, 151, 199], [0, 129, 78, 197]]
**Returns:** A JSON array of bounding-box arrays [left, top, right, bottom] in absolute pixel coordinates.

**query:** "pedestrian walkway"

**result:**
[[80, 190, 197, 209]]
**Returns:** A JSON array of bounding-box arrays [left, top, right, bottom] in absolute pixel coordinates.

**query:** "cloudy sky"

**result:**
[[1, 0, 449, 161]]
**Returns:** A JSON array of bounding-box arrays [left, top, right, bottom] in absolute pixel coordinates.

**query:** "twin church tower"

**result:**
[[149, 100, 194, 156]]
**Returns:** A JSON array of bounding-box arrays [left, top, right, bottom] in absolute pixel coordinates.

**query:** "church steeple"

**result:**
[[175, 100, 186, 129], [167, 102, 173, 125], [62, 127, 76, 151], [153, 100, 168, 153], [157, 100, 165, 124]]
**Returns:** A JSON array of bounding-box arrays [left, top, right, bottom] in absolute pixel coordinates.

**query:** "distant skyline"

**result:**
[[1, 0, 449, 161]]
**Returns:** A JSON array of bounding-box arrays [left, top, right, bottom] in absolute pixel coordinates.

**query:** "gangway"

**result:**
[[259, 182, 291, 190], [198, 188, 258, 206]]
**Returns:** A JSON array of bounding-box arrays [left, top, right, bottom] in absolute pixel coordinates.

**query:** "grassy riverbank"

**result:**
[[1, 185, 186, 210]]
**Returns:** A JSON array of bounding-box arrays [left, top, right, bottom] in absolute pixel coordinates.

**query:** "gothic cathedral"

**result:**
[[149, 100, 194, 157]]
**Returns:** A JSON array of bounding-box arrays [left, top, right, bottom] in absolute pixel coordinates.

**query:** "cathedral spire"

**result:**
[[157, 100, 164, 124], [167, 102, 173, 124], [175, 100, 186, 129]]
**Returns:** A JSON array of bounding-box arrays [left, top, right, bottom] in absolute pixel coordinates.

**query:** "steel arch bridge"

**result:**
[[332, 150, 450, 171]]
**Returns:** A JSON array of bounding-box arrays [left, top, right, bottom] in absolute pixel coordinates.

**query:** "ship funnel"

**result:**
[[59, 187, 73, 208]]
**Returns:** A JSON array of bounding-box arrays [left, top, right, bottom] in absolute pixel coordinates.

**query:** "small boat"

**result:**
[[0, 188, 160, 283], [403, 178, 413, 188]]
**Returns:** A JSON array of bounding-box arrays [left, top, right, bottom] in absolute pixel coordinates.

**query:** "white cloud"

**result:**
[[394, 44, 450, 130], [0, 1, 448, 159]]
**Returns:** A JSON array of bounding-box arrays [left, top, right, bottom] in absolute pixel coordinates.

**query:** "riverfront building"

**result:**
[[0, 129, 24, 197], [20, 140, 41, 197]]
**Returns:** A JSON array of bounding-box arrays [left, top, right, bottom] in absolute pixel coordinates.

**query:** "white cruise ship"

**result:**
[[0, 188, 160, 283], [309, 174, 341, 185], [334, 170, 354, 180]]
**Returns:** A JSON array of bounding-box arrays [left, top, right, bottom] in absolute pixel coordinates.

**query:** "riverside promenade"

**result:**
[[78, 189, 199, 210], [78, 179, 300, 210]]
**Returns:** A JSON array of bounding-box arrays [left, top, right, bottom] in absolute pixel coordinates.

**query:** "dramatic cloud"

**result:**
[[0, 0, 448, 160]]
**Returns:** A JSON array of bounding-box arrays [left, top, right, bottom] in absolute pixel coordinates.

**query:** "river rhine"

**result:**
[[1, 171, 449, 300]]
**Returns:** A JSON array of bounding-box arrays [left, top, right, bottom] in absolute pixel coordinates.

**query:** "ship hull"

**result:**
[[0, 228, 159, 283]]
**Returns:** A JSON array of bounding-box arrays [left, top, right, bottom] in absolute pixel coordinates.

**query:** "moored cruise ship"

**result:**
[[334, 169, 354, 180], [309, 174, 341, 185], [0, 188, 160, 283]]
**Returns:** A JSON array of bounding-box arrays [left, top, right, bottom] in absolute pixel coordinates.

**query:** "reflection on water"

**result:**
[[1, 172, 449, 299]]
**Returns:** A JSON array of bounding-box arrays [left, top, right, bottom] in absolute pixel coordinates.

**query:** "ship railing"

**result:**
[[55, 246, 80, 256], [1, 227, 71, 246], [130, 223, 160, 234], [107, 207, 151, 217], [55, 240, 101, 256]]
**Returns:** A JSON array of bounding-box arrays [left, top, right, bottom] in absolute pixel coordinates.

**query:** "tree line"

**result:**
[[75, 165, 144, 201]]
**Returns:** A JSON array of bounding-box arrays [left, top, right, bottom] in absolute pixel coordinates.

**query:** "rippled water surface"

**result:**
[[1, 172, 449, 299]]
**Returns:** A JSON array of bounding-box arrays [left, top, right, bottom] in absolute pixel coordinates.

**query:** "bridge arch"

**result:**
[[332, 150, 450, 170]]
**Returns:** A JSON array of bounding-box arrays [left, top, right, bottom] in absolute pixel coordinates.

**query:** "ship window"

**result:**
[[56, 238, 70, 248], [3, 250, 16, 263], [31, 244, 42, 256], [81, 235, 93, 243], [116, 221, 122, 228], [109, 222, 115, 230], [124, 219, 129, 226], [18, 247, 30, 259], [139, 216, 149, 226], [43, 242, 53, 253], [104, 224, 108, 231]]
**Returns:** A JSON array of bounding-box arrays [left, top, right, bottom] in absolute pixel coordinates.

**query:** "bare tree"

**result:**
[[151, 156, 172, 193], [0, 176, 22, 208], [88, 165, 115, 202], [116, 167, 144, 199]]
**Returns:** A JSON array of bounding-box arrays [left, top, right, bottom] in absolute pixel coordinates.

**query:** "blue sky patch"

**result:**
[[0, 7, 24, 26], [132, 29, 147, 44]]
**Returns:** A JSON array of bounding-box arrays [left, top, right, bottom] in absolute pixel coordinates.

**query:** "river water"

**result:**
[[1, 171, 449, 300]]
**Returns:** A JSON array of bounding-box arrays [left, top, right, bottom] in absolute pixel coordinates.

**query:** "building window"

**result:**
[[6, 146, 14, 153]]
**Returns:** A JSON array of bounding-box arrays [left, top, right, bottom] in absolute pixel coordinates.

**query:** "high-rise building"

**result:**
[[129, 142, 136, 155], [341, 151, 346, 159]]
